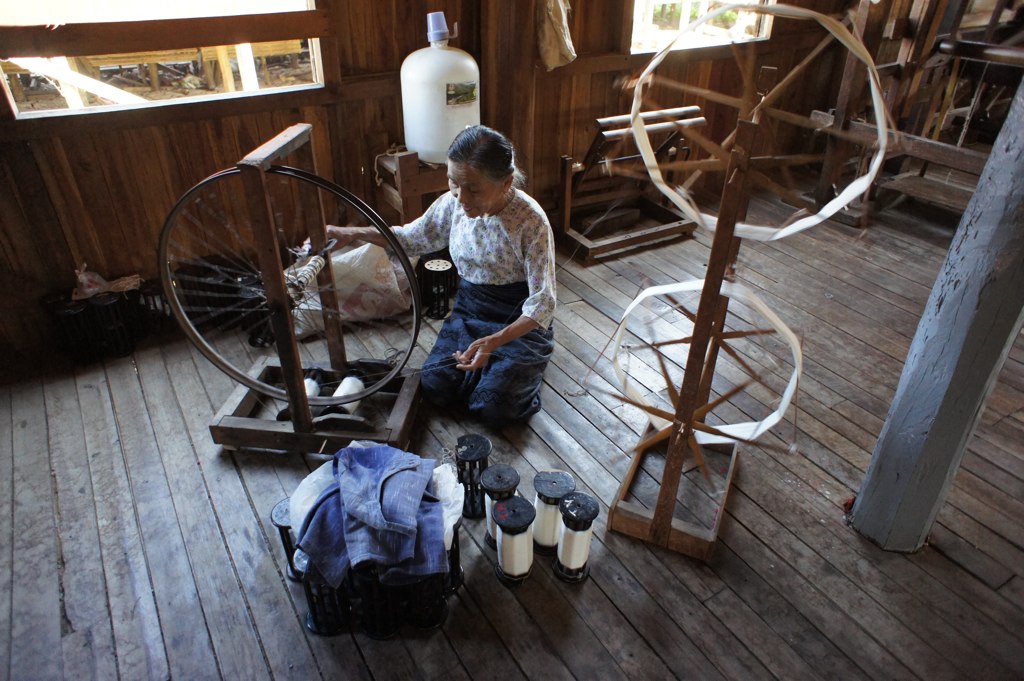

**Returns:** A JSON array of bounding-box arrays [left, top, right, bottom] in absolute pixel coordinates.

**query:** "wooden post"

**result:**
[[814, 0, 891, 207], [649, 120, 757, 546], [850, 82, 1024, 551], [238, 124, 317, 433], [481, 0, 537, 181]]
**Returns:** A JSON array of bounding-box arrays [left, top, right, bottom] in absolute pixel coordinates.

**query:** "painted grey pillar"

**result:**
[[850, 81, 1024, 551]]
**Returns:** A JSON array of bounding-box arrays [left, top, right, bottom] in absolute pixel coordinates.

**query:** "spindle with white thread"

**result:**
[[481, 464, 519, 550], [554, 492, 600, 584], [494, 496, 535, 586], [532, 470, 575, 555]]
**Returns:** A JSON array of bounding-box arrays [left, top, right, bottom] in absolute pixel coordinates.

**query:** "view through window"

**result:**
[[631, 0, 773, 53], [1, 1, 320, 117]]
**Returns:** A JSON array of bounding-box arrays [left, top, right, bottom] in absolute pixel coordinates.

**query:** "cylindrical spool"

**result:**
[[481, 464, 520, 550], [90, 291, 135, 358], [421, 258, 454, 319], [46, 294, 100, 363], [455, 433, 491, 519], [320, 374, 365, 417], [532, 470, 576, 556], [270, 498, 301, 582], [494, 496, 536, 586], [444, 517, 464, 596], [554, 492, 600, 584], [277, 368, 323, 421], [286, 255, 326, 302]]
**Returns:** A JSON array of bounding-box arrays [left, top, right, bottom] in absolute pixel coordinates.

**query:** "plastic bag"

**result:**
[[289, 461, 336, 535], [292, 243, 413, 339], [74, 262, 109, 299], [431, 462, 465, 550]]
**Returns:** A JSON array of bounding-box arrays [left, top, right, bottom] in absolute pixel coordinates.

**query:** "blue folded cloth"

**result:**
[[295, 445, 446, 588]]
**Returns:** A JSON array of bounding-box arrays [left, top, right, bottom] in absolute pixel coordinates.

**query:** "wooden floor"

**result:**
[[3, 194, 1023, 681]]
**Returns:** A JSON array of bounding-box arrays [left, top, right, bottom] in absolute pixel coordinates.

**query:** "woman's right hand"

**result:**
[[325, 225, 359, 250]]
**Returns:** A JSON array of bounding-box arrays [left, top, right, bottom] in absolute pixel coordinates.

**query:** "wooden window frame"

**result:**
[[0, 10, 334, 124], [627, 0, 774, 56]]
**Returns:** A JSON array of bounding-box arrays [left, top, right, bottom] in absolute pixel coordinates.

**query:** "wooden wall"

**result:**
[[0, 0, 849, 375]]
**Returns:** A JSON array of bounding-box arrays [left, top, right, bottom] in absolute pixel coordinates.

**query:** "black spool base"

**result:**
[[485, 532, 496, 550], [495, 563, 532, 587], [534, 541, 557, 556], [553, 560, 590, 584], [270, 498, 301, 583]]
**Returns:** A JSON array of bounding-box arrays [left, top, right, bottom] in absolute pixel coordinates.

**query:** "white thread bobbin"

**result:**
[[532, 470, 575, 556], [276, 368, 324, 421], [481, 464, 520, 550], [332, 374, 364, 414], [554, 492, 600, 584], [494, 496, 535, 586]]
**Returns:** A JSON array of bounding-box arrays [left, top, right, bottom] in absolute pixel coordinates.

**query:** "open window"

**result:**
[[631, 0, 774, 53], [0, 1, 325, 118]]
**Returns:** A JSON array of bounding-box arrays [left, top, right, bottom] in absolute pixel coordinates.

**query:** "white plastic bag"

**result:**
[[74, 262, 109, 299], [431, 462, 464, 550], [289, 461, 336, 535], [292, 243, 413, 338]]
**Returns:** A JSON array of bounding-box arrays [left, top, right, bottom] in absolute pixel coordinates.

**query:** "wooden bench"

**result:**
[[847, 120, 988, 217]]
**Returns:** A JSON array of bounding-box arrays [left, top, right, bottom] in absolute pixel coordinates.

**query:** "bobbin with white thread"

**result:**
[[481, 464, 519, 550], [494, 496, 535, 586], [532, 470, 575, 556], [554, 492, 600, 584]]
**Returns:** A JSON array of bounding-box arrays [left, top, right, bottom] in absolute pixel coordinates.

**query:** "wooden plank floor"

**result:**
[[2, 195, 1023, 680]]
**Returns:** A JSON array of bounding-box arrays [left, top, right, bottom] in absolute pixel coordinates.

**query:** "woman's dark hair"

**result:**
[[447, 125, 526, 188]]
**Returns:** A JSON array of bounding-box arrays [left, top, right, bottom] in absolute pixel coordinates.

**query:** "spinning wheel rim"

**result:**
[[158, 165, 421, 406]]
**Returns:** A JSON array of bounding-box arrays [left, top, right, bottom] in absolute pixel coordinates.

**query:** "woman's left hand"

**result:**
[[453, 336, 500, 371]]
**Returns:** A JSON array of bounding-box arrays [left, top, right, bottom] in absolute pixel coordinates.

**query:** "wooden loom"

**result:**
[[195, 125, 421, 453], [555, 107, 704, 262], [605, 121, 763, 560], [604, 55, 838, 559]]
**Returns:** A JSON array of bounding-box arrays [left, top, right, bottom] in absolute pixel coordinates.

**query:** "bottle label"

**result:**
[[446, 81, 478, 106]]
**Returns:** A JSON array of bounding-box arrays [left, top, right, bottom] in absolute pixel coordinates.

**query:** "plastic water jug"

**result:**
[[400, 12, 481, 164]]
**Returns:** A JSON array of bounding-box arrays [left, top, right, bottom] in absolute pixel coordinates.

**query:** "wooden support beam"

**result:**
[[937, 39, 1024, 67], [850, 82, 1024, 551], [0, 11, 330, 59], [650, 120, 757, 546], [238, 125, 316, 433], [845, 120, 988, 174], [815, 0, 892, 206]]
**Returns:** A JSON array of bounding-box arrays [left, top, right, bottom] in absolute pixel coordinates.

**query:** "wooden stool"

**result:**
[[375, 150, 450, 224]]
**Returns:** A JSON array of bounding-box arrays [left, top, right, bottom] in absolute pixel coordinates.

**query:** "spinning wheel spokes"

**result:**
[[608, 281, 798, 463], [158, 165, 421, 408]]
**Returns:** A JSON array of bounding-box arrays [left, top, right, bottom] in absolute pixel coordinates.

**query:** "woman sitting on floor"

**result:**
[[326, 124, 557, 428]]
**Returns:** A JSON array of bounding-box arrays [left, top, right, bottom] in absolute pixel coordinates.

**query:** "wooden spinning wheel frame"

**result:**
[[158, 124, 423, 453], [606, 5, 888, 558]]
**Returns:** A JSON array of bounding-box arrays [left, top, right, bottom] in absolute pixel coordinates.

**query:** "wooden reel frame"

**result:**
[[556, 107, 704, 263], [607, 121, 762, 560], [198, 124, 421, 452]]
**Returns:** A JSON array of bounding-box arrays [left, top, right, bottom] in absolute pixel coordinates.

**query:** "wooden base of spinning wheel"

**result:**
[[608, 440, 738, 561], [210, 357, 421, 453]]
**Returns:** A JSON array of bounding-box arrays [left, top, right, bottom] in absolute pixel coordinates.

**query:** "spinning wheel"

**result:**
[[603, 4, 888, 558], [158, 124, 422, 452]]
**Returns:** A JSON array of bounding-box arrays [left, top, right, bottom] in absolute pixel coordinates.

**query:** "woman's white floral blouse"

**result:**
[[393, 190, 557, 328]]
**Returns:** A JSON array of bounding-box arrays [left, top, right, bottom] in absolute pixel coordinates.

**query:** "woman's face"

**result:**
[[447, 161, 512, 218]]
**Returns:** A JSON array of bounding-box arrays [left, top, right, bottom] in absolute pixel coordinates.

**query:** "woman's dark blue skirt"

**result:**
[[420, 280, 554, 428]]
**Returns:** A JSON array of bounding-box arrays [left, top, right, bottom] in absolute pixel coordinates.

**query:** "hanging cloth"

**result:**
[[537, 0, 577, 71]]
